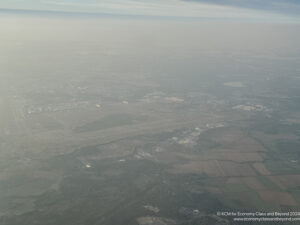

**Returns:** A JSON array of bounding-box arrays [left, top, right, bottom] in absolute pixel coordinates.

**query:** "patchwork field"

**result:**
[[1, 16, 300, 225]]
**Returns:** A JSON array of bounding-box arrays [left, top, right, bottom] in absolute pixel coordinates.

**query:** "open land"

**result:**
[[0, 17, 300, 225]]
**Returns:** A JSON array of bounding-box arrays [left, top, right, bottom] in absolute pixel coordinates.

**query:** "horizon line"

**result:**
[[1, 7, 300, 24]]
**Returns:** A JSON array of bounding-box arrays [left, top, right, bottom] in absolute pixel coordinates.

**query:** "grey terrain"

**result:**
[[0, 14, 300, 225]]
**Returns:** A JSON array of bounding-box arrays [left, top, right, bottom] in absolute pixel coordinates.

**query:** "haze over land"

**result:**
[[1, 1, 300, 225]]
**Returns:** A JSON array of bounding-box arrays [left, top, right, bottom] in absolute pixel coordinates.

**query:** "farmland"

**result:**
[[0, 16, 300, 225]]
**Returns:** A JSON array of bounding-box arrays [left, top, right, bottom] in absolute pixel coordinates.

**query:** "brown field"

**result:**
[[227, 177, 267, 191], [154, 152, 186, 165], [212, 151, 264, 162], [225, 137, 266, 152], [168, 160, 256, 177], [173, 151, 264, 163], [167, 160, 223, 176], [205, 186, 223, 194], [202, 127, 244, 145], [219, 161, 256, 177], [137, 216, 176, 225], [258, 191, 297, 206], [253, 131, 299, 142], [253, 163, 271, 175], [268, 175, 300, 190]]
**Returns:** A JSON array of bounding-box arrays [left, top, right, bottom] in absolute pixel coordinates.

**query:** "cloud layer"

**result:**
[[1, 0, 300, 22], [183, 0, 300, 15]]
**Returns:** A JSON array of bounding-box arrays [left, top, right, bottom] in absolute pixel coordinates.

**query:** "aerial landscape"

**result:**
[[1, 1, 300, 225]]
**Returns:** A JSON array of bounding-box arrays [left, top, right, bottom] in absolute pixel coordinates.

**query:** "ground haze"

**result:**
[[1, 12, 300, 225]]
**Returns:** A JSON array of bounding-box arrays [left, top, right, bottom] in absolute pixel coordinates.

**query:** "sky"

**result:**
[[0, 0, 300, 22]]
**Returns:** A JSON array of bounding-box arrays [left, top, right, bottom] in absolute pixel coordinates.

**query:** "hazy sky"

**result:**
[[0, 0, 300, 23]]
